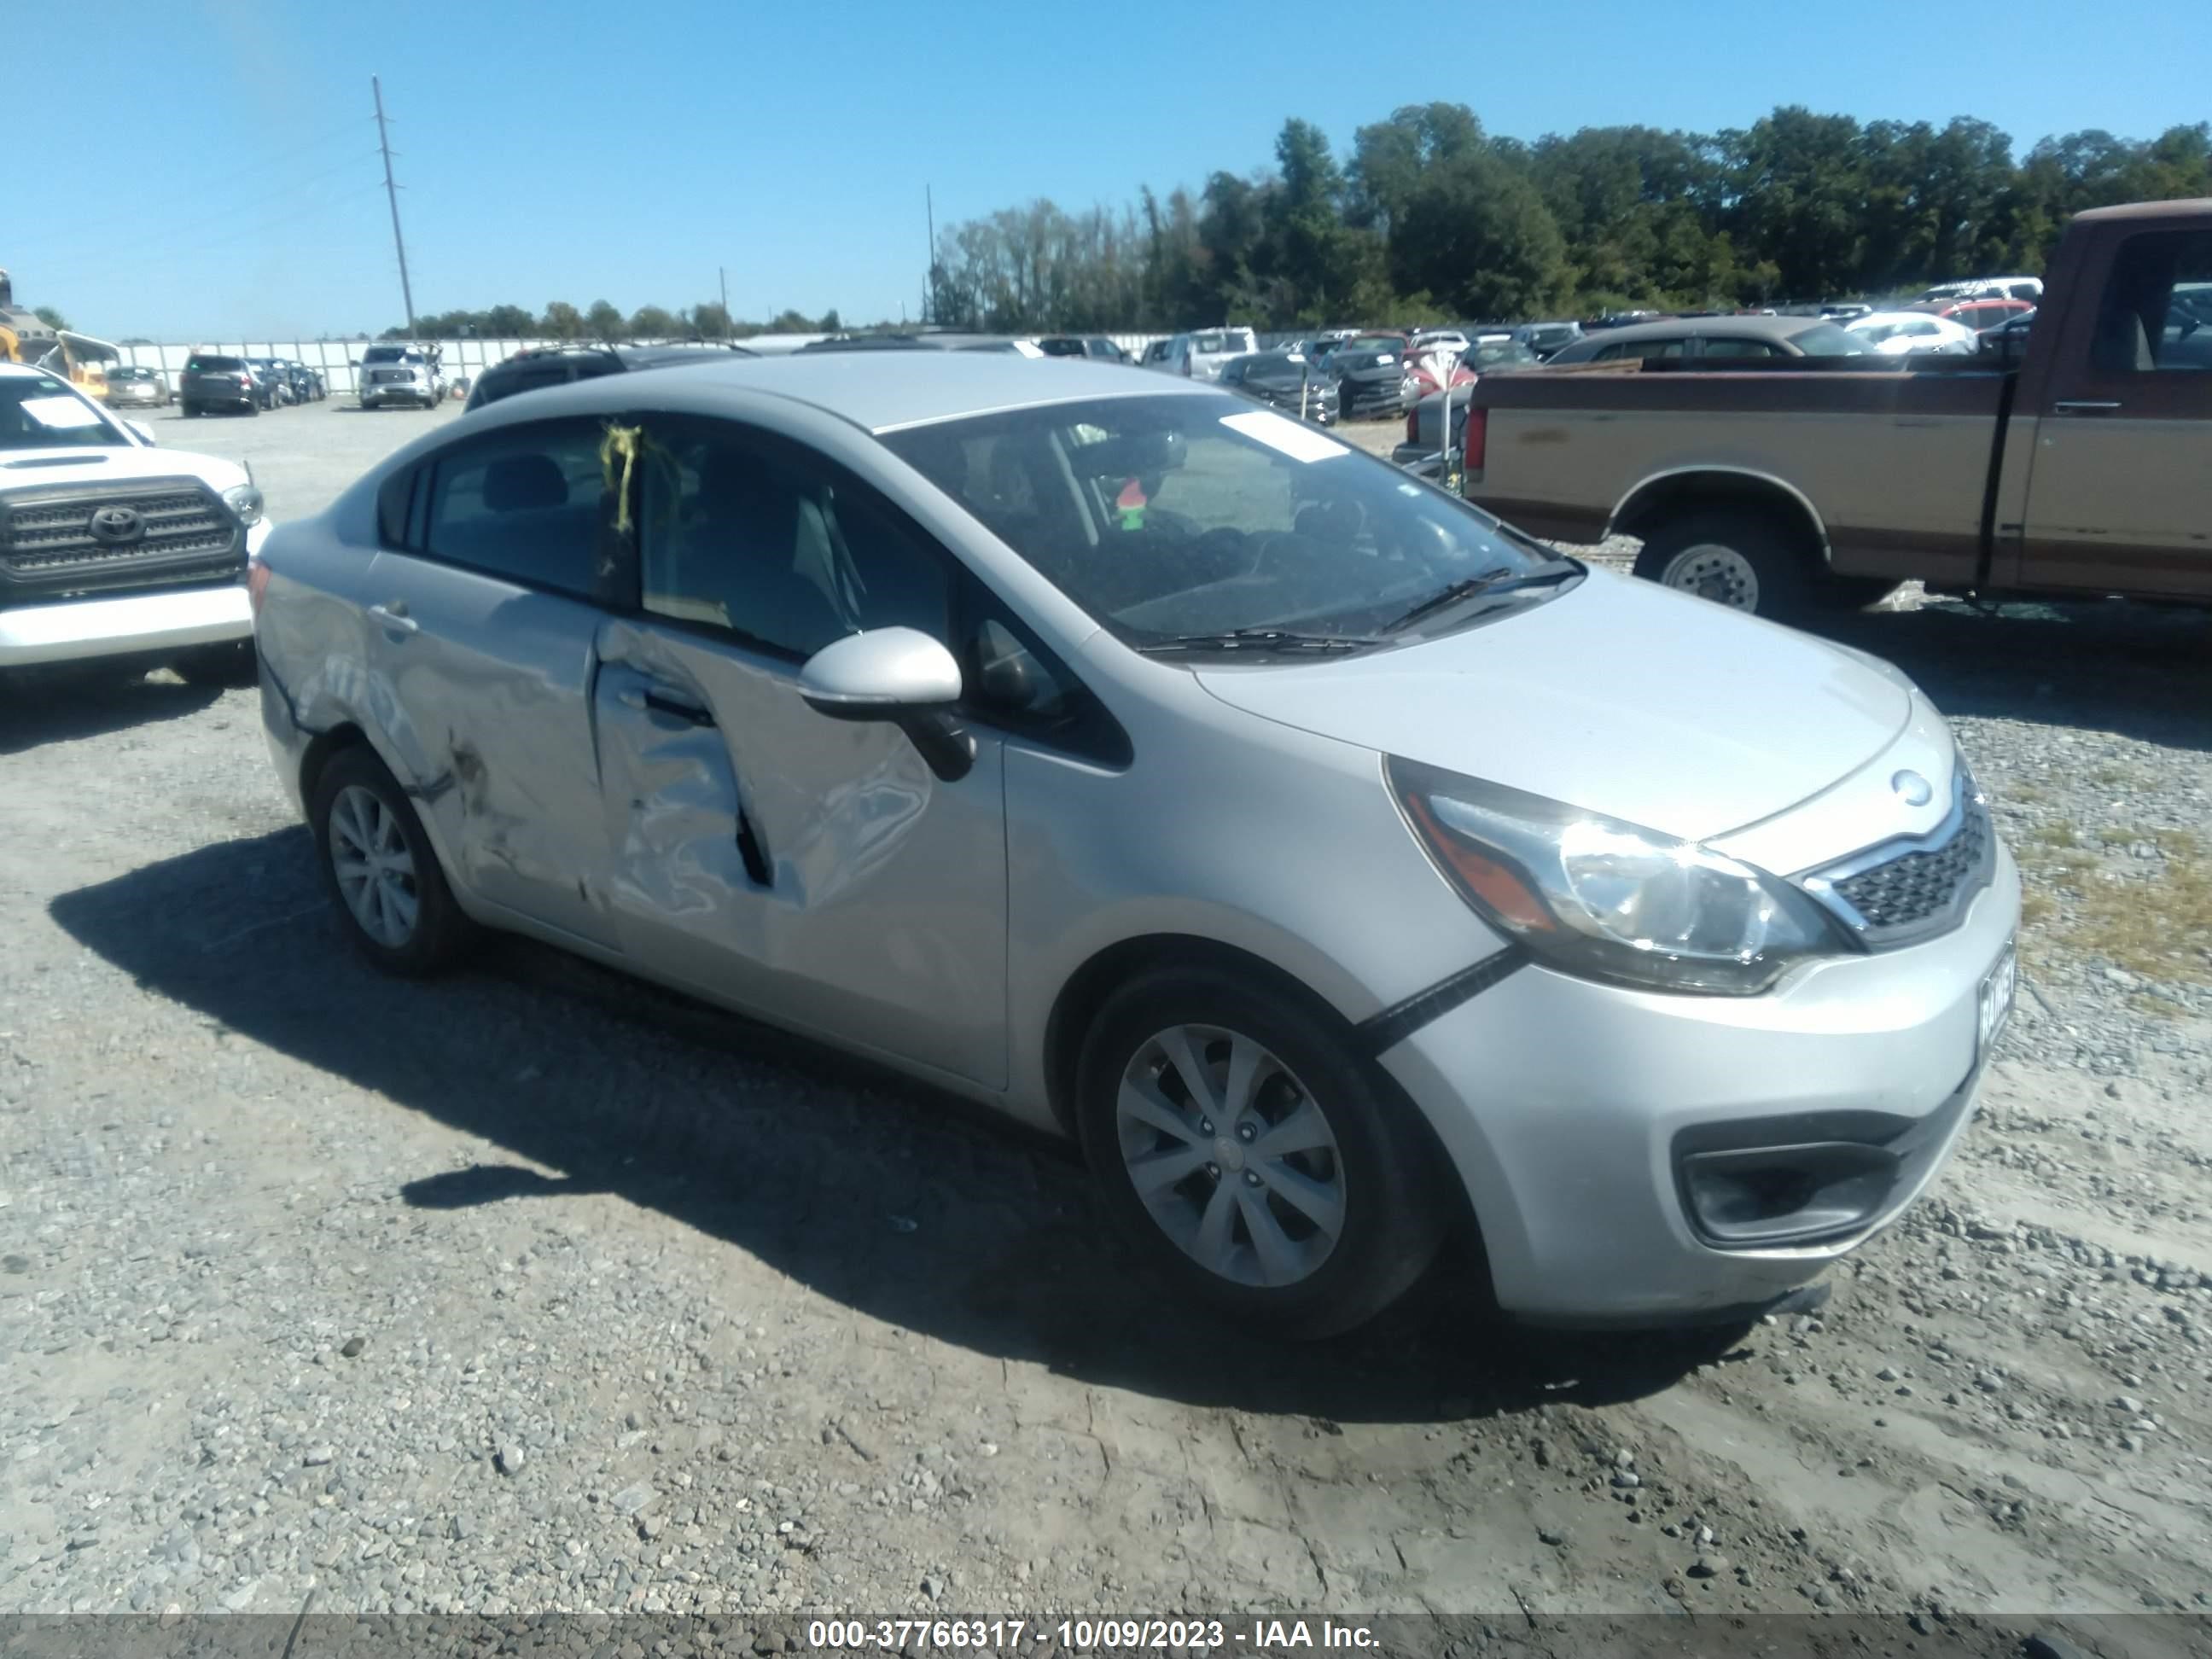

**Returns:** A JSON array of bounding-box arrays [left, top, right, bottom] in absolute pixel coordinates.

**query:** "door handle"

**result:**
[[2053, 400, 2122, 415], [366, 601, 418, 635], [619, 684, 715, 726]]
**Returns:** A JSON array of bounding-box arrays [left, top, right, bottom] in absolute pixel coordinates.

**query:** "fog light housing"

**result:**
[[1679, 1142, 1900, 1248]]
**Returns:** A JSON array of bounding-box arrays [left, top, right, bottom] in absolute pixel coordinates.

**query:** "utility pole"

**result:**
[[719, 266, 730, 340], [924, 185, 935, 324], [372, 76, 416, 337]]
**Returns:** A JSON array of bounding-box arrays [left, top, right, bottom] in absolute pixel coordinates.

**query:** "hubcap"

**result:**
[[328, 784, 419, 948], [1115, 1024, 1346, 1289], [1660, 543, 1761, 611]]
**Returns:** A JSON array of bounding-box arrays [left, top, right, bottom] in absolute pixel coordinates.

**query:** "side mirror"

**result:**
[[798, 627, 974, 782]]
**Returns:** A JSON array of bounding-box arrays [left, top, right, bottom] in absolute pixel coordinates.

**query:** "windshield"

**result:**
[[1787, 322, 1878, 356], [1, 375, 125, 451], [1239, 354, 1311, 384], [879, 393, 1563, 650], [1346, 335, 1402, 357], [364, 346, 426, 364]]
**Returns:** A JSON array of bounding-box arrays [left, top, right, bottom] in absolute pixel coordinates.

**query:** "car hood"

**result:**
[[0, 443, 247, 492], [1192, 569, 1912, 843]]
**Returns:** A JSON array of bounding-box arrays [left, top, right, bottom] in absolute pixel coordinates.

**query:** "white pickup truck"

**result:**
[[1, 361, 271, 679]]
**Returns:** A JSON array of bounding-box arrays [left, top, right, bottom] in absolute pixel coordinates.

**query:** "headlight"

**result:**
[[223, 484, 265, 527], [1388, 757, 1850, 995]]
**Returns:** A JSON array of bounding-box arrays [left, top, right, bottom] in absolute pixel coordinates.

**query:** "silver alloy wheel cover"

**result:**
[[328, 783, 421, 949], [1660, 542, 1761, 610], [1115, 1023, 1346, 1289]]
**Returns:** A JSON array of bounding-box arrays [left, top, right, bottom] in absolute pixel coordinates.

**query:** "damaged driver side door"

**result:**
[[588, 416, 1010, 1090]]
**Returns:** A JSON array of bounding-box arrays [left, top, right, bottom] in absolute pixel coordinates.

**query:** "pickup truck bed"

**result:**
[[1460, 198, 2212, 620]]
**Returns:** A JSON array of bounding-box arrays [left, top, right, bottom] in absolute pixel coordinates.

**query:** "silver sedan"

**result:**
[[253, 354, 2019, 1336]]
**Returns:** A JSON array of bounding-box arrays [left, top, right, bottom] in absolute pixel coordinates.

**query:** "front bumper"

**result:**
[[1379, 847, 2020, 1324], [0, 579, 254, 667], [359, 386, 432, 406], [1338, 376, 1407, 418]]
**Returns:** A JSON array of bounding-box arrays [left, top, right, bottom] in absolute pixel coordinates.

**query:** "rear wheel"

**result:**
[[1076, 965, 1447, 1339], [309, 747, 475, 976], [1633, 507, 1813, 622]]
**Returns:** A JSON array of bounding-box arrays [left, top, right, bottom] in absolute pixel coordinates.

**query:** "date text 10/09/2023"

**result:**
[[806, 1621, 1382, 1651]]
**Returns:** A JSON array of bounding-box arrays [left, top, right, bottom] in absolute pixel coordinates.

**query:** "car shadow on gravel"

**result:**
[[0, 669, 225, 754], [51, 827, 1745, 1426], [1808, 597, 2212, 753]]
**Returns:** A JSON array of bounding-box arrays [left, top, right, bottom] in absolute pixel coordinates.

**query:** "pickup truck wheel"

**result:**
[[171, 641, 255, 687], [1634, 509, 1813, 621]]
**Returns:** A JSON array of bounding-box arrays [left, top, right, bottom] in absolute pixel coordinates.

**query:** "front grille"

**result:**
[[368, 369, 416, 385], [1803, 774, 1995, 949], [1339, 379, 1406, 417], [0, 478, 243, 606]]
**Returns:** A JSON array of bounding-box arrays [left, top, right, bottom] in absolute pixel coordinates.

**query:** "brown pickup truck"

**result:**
[[1460, 199, 2212, 621]]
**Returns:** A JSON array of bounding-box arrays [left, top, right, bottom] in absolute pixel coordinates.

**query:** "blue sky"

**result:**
[[14, 0, 2202, 341]]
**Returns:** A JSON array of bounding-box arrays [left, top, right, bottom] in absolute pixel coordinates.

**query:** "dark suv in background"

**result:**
[[178, 353, 261, 417], [463, 342, 757, 412]]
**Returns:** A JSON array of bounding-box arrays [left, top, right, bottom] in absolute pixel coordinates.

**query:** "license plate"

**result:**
[[1978, 940, 2017, 1060]]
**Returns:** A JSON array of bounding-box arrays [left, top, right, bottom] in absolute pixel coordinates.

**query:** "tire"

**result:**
[[182, 402, 201, 418], [1075, 965, 1447, 1339], [309, 746, 475, 977], [170, 640, 255, 687], [1633, 507, 1815, 622], [242, 400, 259, 417]]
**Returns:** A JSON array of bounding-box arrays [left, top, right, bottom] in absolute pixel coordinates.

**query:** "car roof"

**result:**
[[461, 351, 1212, 434]]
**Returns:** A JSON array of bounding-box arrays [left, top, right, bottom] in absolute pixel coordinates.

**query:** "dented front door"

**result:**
[[360, 548, 620, 949], [590, 616, 1009, 1089]]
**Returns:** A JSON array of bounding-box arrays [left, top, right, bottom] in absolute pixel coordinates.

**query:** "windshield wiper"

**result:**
[[1137, 627, 1388, 655], [1382, 562, 1580, 634]]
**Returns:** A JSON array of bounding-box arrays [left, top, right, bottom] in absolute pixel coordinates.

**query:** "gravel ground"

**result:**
[[2, 400, 2209, 1633]]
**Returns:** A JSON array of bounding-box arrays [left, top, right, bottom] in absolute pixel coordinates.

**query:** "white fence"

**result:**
[[108, 336, 834, 396]]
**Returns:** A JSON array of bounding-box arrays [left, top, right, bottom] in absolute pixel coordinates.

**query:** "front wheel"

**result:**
[[1076, 966, 1447, 1339], [309, 747, 475, 976], [171, 640, 255, 687]]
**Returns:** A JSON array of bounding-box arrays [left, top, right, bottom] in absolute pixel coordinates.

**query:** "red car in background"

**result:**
[[1919, 296, 2036, 334]]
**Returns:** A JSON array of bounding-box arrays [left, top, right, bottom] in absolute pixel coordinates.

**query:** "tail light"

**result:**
[[1463, 406, 1487, 474], [247, 555, 271, 615]]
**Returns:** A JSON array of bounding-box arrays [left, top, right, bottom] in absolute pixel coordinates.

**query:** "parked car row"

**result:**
[[174, 352, 328, 416]]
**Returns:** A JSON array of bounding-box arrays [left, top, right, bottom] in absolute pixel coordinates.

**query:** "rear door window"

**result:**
[[418, 417, 621, 600], [1700, 337, 1781, 358]]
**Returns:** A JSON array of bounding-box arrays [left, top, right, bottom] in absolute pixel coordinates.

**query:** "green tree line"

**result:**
[[381, 300, 844, 342], [926, 103, 2212, 331]]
